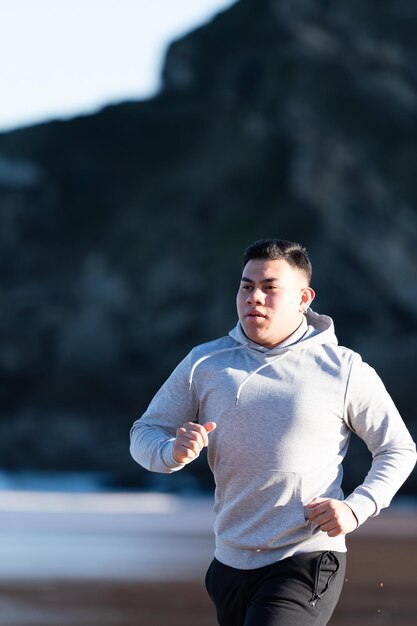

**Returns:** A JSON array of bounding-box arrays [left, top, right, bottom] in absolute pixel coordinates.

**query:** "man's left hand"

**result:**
[[305, 497, 358, 537]]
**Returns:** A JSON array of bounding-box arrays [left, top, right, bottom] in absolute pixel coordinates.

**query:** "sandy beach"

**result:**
[[0, 492, 415, 626]]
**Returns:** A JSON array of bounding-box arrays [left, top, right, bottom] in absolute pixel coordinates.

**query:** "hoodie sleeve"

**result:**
[[130, 350, 199, 473], [342, 354, 416, 526]]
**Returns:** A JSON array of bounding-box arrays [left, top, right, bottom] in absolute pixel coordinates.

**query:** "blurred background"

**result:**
[[0, 0, 416, 624]]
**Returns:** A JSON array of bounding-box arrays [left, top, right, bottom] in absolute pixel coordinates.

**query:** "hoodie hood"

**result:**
[[229, 308, 338, 354], [188, 309, 338, 405]]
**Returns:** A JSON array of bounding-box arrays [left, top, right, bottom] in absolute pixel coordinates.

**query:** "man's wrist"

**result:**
[[162, 439, 185, 470]]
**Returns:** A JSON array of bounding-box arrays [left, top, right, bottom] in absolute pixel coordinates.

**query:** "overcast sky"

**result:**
[[0, 0, 236, 132]]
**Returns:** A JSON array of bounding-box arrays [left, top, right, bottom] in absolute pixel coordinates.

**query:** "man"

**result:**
[[130, 239, 416, 626]]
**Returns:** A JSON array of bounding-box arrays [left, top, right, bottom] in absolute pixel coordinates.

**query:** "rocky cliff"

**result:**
[[0, 0, 416, 492]]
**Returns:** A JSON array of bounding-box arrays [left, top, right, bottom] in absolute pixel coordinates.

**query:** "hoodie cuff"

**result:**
[[343, 493, 378, 527], [161, 439, 186, 472]]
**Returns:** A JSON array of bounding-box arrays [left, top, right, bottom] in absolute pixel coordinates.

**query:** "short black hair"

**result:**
[[242, 239, 312, 285]]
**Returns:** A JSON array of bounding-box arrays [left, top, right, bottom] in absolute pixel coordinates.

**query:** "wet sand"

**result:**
[[0, 493, 416, 625]]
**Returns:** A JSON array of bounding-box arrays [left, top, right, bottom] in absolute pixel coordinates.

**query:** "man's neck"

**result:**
[[269, 316, 308, 349]]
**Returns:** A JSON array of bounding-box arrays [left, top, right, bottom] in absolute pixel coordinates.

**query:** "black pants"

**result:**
[[205, 551, 346, 626]]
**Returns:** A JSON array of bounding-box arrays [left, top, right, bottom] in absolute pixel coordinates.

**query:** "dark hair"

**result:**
[[242, 239, 312, 285]]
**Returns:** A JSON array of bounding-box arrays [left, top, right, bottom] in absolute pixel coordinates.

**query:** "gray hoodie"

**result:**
[[130, 310, 416, 569]]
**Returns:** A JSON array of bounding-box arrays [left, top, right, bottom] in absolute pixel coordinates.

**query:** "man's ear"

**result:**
[[301, 287, 315, 310]]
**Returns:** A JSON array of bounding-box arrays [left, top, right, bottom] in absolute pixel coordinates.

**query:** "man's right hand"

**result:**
[[172, 421, 216, 464]]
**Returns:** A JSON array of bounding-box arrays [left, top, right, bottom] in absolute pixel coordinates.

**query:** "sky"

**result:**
[[0, 0, 236, 132]]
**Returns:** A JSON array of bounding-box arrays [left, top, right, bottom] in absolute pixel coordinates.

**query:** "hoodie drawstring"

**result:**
[[189, 345, 293, 405], [235, 350, 292, 405], [189, 346, 247, 390]]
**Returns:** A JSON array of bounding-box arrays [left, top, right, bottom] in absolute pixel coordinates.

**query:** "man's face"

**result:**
[[236, 258, 315, 348]]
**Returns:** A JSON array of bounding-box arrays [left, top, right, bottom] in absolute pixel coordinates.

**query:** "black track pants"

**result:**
[[205, 551, 346, 626]]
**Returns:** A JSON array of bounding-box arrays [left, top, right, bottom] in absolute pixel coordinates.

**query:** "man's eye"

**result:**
[[241, 284, 251, 290]]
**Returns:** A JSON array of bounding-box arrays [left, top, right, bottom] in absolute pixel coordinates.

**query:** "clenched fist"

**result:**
[[305, 497, 358, 537], [173, 421, 217, 464]]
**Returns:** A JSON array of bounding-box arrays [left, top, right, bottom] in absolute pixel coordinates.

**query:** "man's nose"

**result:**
[[247, 287, 264, 303]]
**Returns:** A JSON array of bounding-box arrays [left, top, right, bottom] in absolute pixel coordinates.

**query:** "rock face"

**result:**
[[0, 0, 416, 492]]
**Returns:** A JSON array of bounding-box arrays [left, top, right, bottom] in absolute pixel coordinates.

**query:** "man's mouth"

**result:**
[[245, 311, 267, 318]]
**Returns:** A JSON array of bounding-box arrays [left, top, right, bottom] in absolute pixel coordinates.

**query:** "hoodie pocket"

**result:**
[[214, 465, 311, 550]]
